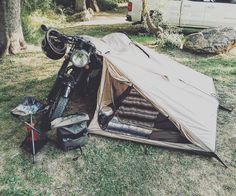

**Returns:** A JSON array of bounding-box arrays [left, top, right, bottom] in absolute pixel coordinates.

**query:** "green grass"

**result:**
[[0, 22, 236, 195]]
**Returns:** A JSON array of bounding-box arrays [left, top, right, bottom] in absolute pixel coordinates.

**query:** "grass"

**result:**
[[0, 21, 236, 195]]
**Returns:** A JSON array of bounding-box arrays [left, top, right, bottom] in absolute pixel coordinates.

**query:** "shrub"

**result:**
[[55, 0, 127, 11], [55, 0, 74, 8], [150, 10, 166, 28], [156, 32, 184, 50], [21, 0, 58, 44], [97, 0, 118, 11], [22, 0, 55, 13], [21, 11, 43, 44], [143, 10, 184, 50]]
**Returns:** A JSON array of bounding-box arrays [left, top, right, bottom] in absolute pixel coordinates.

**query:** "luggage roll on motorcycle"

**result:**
[[41, 24, 102, 121]]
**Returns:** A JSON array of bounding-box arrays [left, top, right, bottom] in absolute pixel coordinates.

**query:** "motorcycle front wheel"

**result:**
[[49, 95, 69, 120]]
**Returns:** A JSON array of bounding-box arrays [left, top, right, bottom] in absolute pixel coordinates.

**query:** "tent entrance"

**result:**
[[101, 87, 190, 144]]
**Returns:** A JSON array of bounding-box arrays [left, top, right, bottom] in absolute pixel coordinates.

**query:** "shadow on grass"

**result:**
[[62, 23, 147, 37]]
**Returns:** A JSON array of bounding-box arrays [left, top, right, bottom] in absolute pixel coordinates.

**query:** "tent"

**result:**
[[82, 33, 220, 157]]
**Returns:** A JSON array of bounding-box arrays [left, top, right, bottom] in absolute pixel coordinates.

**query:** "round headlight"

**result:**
[[71, 50, 89, 68]]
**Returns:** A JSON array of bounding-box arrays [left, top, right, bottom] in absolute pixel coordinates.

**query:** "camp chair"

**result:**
[[11, 97, 45, 163]]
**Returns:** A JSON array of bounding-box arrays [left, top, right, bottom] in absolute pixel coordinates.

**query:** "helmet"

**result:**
[[41, 29, 67, 60]]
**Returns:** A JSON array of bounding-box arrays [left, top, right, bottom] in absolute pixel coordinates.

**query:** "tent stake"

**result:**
[[219, 105, 233, 113], [213, 153, 228, 168]]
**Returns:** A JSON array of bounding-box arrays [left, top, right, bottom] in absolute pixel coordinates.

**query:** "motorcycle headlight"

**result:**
[[71, 50, 89, 68]]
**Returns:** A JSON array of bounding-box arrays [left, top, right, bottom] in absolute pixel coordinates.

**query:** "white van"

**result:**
[[127, 0, 236, 28]]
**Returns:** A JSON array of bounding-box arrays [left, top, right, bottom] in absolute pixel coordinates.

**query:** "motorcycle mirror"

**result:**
[[41, 24, 48, 32]]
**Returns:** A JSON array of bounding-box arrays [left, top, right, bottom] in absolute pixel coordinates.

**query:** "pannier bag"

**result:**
[[51, 113, 89, 151], [57, 125, 88, 151]]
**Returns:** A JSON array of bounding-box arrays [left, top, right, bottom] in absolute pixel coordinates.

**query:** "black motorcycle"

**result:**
[[41, 25, 102, 123]]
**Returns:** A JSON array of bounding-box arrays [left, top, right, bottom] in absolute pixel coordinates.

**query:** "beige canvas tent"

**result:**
[[83, 33, 220, 158]]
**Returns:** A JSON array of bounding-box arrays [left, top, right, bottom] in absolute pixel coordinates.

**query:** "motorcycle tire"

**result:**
[[50, 96, 69, 120]]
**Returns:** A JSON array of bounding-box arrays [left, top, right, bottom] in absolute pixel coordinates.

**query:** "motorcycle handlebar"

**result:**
[[41, 24, 96, 52], [41, 24, 70, 42]]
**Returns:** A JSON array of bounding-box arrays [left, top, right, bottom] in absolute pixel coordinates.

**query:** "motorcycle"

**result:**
[[40, 25, 102, 128]]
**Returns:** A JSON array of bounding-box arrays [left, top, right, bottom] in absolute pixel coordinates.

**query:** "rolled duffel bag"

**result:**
[[52, 113, 90, 151]]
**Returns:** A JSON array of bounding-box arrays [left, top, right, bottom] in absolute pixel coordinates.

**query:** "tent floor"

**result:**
[[107, 88, 190, 144], [67, 93, 97, 121]]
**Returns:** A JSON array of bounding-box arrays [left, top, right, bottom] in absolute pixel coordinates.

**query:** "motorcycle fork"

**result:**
[[47, 58, 70, 103], [60, 66, 82, 99], [62, 82, 73, 98]]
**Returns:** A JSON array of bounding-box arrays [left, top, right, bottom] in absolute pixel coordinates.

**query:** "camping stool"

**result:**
[[11, 97, 45, 163]]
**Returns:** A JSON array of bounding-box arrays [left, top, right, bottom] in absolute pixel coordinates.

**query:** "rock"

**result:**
[[183, 27, 236, 54]]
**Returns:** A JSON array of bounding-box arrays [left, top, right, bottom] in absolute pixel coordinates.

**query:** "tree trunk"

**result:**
[[75, 0, 99, 12], [75, 0, 87, 12], [88, 0, 100, 12], [0, 0, 26, 57], [142, 0, 163, 38]]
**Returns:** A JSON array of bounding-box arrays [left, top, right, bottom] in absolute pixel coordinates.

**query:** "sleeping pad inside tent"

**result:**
[[77, 33, 220, 156]]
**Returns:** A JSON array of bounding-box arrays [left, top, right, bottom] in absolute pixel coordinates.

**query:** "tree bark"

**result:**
[[142, 0, 163, 38], [88, 0, 100, 12], [0, 0, 26, 57], [75, 0, 99, 13], [75, 0, 87, 12]]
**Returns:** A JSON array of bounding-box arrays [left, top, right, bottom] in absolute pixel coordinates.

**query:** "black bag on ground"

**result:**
[[51, 114, 90, 151], [57, 125, 88, 151]]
